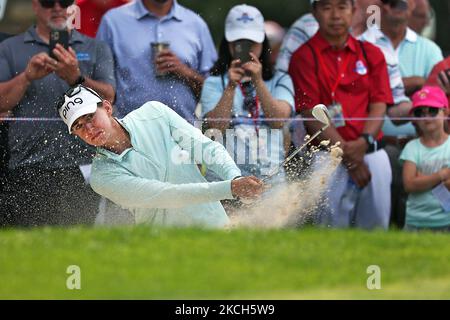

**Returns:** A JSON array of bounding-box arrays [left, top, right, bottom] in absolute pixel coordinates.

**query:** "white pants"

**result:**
[[314, 149, 392, 230]]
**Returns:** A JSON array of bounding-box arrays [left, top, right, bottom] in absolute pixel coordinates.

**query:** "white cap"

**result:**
[[58, 85, 102, 133], [225, 4, 265, 43]]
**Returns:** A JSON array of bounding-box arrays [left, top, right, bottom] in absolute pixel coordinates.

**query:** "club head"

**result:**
[[312, 104, 331, 126]]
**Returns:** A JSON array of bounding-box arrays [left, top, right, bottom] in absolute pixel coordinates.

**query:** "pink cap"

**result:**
[[411, 86, 449, 113]]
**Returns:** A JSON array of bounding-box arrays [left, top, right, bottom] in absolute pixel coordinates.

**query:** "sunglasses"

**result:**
[[413, 107, 441, 118], [39, 0, 74, 9]]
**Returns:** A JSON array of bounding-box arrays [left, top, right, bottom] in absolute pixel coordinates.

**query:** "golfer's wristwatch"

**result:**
[[361, 133, 377, 153]]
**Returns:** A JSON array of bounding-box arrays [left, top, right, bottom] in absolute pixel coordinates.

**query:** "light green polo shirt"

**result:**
[[90, 101, 242, 228]]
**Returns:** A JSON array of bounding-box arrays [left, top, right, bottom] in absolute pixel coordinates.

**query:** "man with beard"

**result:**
[[96, 0, 217, 121], [0, 0, 116, 227]]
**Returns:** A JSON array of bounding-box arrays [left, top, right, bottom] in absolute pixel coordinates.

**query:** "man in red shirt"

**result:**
[[289, 0, 394, 229], [76, 0, 130, 38]]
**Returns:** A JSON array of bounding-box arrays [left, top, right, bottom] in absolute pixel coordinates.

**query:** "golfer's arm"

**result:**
[[302, 108, 345, 146], [165, 104, 241, 180], [91, 172, 234, 209], [362, 102, 386, 137], [0, 72, 30, 113]]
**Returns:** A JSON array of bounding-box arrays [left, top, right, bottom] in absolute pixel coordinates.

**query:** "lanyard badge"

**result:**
[[315, 48, 352, 129]]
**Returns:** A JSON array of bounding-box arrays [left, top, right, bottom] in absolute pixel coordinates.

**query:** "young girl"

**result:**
[[200, 4, 294, 181], [400, 86, 450, 231]]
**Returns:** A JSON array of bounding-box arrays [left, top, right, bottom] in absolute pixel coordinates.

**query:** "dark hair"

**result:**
[[312, 0, 355, 9], [210, 36, 274, 81]]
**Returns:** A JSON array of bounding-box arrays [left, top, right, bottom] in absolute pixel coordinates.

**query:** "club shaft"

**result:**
[[263, 124, 329, 182]]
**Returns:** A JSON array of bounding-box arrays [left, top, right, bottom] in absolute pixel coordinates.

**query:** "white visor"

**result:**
[[58, 85, 102, 133]]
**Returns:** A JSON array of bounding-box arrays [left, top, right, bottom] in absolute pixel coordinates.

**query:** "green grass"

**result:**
[[0, 226, 450, 299]]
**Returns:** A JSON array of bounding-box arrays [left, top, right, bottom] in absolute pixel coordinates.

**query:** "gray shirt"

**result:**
[[0, 27, 116, 170]]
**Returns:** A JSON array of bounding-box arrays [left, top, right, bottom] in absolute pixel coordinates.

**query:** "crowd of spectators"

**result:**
[[0, 0, 449, 231]]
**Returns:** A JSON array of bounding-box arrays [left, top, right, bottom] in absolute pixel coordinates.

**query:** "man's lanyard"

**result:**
[[315, 48, 352, 103], [239, 82, 260, 135]]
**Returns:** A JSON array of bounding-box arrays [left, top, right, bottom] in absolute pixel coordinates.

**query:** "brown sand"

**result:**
[[229, 142, 342, 229]]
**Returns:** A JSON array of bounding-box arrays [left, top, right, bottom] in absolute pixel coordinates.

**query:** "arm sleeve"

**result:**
[[288, 46, 321, 112], [90, 160, 235, 210], [162, 102, 241, 180], [399, 140, 418, 164]]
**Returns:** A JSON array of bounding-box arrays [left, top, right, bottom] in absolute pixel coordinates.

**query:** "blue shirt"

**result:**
[[400, 137, 450, 228], [91, 101, 242, 228], [200, 72, 295, 178], [97, 0, 217, 120]]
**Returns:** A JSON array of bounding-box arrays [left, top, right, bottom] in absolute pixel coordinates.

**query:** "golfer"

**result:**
[[57, 85, 264, 228]]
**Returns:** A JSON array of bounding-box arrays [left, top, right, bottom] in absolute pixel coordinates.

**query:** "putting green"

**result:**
[[0, 226, 449, 299]]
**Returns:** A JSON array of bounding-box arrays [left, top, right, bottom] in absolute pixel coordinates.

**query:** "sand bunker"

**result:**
[[229, 142, 342, 229]]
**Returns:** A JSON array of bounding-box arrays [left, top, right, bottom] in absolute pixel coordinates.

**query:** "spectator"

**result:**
[[0, 0, 116, 227], [276, 0, 382, 163], [379, 0, 442, 96], [56, 85, 264, 228], [289, 0, 393, 229], [75, 0, 130, 38], [201, 5, 294, 181], [426, 57, 450, 104], [264, 20, 285, 68], [408, 0, 431, 35], [96, 0, 217, 121], [362, 0, 443, 227], [276, 0, 377, 73], [401, 86, 450, 232]]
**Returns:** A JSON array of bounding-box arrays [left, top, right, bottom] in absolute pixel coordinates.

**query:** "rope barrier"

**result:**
[[1, 116, 450, 122]]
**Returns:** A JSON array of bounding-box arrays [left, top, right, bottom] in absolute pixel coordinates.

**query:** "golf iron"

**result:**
[[262, 104, 331, 183]]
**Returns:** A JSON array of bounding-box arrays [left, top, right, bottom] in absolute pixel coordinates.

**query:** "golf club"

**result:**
[[262, 104, 331, 183]]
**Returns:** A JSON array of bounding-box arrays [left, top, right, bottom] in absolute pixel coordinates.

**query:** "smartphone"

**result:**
[[233, 39, 253, 64], [49, 30, 69, 60]]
